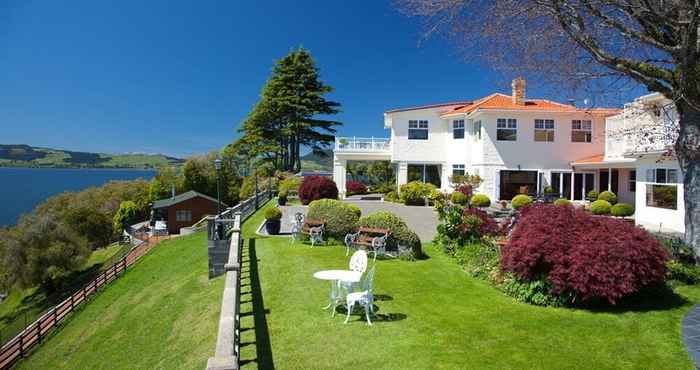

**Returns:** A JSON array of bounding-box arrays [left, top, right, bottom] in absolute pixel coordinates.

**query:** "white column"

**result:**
[[333, 156, 347, 199], [608, 168, 612, 191], [441, 163, 451, 191], [397, 161, 408, 193]]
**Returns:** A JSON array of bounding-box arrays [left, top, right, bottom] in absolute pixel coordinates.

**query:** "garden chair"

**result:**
[[338, 250, 368, 294], [344, 266, 376, 325], [290, 212, 304, 244]]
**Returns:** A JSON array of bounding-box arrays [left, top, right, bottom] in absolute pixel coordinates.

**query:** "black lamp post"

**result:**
[[214, 157, 222, 216]]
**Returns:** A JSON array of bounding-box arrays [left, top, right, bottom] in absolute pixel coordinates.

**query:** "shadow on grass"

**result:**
[[238, 238, 275, 369], [578, 283, 689, 313]]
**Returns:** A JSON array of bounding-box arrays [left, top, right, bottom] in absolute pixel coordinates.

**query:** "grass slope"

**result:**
[[15, 233, 223, 370], [239, 202, 700, 369], [0, 243, 130, 344]]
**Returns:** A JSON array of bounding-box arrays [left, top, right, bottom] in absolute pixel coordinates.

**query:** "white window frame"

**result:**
[[452, 164, 465, 176], [472, 120, 482, 141], [534, 119, 555, 142], [452, 119, 465, 139], [571, 120, 592, 143], [408, 119, 429, 140], [646, 168, 678, 184], [496, 118, 517, 141]]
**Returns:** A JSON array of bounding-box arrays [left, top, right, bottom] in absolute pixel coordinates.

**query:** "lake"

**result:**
[[0, 167, 155, 226]]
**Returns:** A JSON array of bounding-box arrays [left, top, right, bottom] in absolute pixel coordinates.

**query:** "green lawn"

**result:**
[[0, 242, 130, 345], [12, 201, 700, 369], [15, 233, 223, 370]]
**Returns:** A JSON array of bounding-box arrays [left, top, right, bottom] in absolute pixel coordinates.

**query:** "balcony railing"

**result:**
[[335, 137, 391, 152]]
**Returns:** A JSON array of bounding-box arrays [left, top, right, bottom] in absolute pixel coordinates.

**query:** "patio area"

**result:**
[[237, 202, 700, 369]]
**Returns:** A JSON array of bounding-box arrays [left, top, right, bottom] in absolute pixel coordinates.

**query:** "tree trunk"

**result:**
[[675, 100, 700, 253]]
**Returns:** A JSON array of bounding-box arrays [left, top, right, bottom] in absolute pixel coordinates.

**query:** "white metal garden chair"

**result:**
[[349, 250, 368, 273], [344, 266, 376, 325], [290, 212, 304, 244]]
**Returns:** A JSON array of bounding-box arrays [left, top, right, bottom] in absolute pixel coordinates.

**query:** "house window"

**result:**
[[571, 120, 592, 142], [629, 170, 636, 192], [408, 120, 429, 140], [473, 120, 482, 141], [646, 185, 677, 210], [453, 119, 465, 139], [534, 119, 555, 142], [646, 168, 678, 183], [497, 118, 517, 141], [452, 164, 465, 176], [176, 210, 192, 222]]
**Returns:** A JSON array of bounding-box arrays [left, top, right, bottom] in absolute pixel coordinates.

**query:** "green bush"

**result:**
[[598, 191, 618, 204], [511, 194, 533, 210], [264, 207, 282, 221], [399, 181, 436, 205], [554, 198, 571, 207], [470, 194, 491, 207], [346, 203, 362, 218], [544, 186, 556, 194], [450, 191, 469, 205], [667, 260, 700, 284], [590, 200, 612, 215], [500, 273, 572, 307], [611, 203, 634, 217], [587, 190, 599, 200], [279, 176, 302, 193], [454, 241, 500, 280], [384, 191, 400, 203], [357, 211, 422, 258], [307, 199, 360, 239]]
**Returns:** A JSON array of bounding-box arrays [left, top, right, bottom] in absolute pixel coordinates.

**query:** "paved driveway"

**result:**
[[344, 200, 438, 242]]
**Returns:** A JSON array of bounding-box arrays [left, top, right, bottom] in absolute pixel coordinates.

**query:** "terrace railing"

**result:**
[[206, 189, 272, 370], [335, 136, 391, 152]]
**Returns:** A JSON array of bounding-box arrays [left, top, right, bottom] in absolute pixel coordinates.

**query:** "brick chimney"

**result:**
[[512, 77, 526, 105]]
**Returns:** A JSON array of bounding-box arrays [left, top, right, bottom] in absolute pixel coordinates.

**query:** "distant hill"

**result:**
[[0, 144, 184, 169], [300, 149, 333, 171]]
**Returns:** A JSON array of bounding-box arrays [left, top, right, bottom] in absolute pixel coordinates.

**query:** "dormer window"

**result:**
[[408, 120, 429, 140], [453, 119, 465, 139]]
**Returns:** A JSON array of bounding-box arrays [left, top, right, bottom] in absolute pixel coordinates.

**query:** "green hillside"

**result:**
[[0, 144, 184, 169], [300, 149, 333, 171]]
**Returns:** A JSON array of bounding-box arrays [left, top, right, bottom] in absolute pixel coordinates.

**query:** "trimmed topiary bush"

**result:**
[[299, 176, 338, 205], [501, 203, 668, 304], [611, 203, 634, 217], [279, 176, 302, 194], [346, 181, 368, 195], [587, 190, 599, 200], [399, 181, 436, 205], [598, 191, 618, 204], [450, 191, 469, 205], [307, 199, 359, 239], [264, 207, 282, 221], [511, 194, 533, 210], [357, 211, 422, 258], [346, 203, 362, 218], [553, 198, 571, 207], [590, 200, 612, 215], [471, 194, 491, 208]]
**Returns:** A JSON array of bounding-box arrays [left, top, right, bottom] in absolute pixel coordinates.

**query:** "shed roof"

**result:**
[[152, 190, 226, 209]]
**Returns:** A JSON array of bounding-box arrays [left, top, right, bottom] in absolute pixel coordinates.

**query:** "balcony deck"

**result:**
[[334, 137, 391, 153]]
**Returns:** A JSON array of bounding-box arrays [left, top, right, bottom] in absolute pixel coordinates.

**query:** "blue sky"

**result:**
[[1, 0, 636, 158]]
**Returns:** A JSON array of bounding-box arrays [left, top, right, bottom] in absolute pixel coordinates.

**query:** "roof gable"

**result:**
[[152, 190, 226, 209]]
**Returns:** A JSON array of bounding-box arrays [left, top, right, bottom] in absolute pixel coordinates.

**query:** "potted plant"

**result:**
[[278, 191, 288, 206], [265, 207, 283, 235]]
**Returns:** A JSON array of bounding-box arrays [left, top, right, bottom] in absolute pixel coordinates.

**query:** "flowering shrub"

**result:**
[[455, 184, 473, 197], [299, 176, 338, 205], [346, 180, 367, 195], [462, 208, 500, 239], [501, 203, 668, 304]]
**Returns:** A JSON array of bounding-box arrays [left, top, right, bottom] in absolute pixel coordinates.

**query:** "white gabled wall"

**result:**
[[388, 108, 449, 163], [635, 156, 685, 233]]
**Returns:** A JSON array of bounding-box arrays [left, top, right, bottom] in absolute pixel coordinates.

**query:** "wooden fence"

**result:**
[[0, 232, 165, 370], [206, 190, 272, 370]]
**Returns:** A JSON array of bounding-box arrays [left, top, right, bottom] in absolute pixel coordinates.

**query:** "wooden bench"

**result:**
[[293, 218, 325, 246], [344, 227, 391, 261]]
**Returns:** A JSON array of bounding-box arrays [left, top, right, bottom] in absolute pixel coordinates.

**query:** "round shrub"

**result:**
[[384, 191, 400, 203], [586, 190, 599, 200], [346, 203, 362, 218], [357, 211, 422, 258], [399, 181, 436, 205], [544, 186, 556, 194], [307, 199, 359, 239], [471, 194, 491, 208], [610, 203, 634, 217], [553, 198, 571, 207], [450, 191, 469, 205], [462, 208, 500, 239], [299, 176, 338, 205], [598, 191, 618, 204], [346, 181, 368, 195], [501, 204, 668, 304], [590, 200, 612, 215], [264, 207, 282, 221], [279, 176, 302, 193], [511, 194, 533, 210]]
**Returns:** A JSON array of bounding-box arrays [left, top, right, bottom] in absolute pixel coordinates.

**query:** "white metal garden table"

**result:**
[[313, 270, 362, 310]]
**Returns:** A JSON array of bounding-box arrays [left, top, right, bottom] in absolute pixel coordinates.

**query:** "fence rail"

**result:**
[[0, 232, 165, 370], [206, 190, 272, 370]]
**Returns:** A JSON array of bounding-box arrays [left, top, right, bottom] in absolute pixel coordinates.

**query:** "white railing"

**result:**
[[335, 137, 391, 152]]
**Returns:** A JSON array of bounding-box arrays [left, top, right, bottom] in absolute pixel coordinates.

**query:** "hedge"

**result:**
[[611, 203, 634, 217], [357, 211, 422, 258], [306, 199, 359, 239]]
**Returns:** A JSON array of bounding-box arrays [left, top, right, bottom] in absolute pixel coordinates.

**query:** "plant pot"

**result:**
[[278, 197, 287, 206], [265, 219, 281, 235]]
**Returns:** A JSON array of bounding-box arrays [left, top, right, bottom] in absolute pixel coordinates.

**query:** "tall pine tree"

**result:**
[[236, 47, 341, 172]]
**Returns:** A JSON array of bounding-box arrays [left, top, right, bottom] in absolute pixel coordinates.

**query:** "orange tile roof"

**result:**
[[439, 93, 621, 117], [384, 101, 471, 114], [571, 154, 605, 165]]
